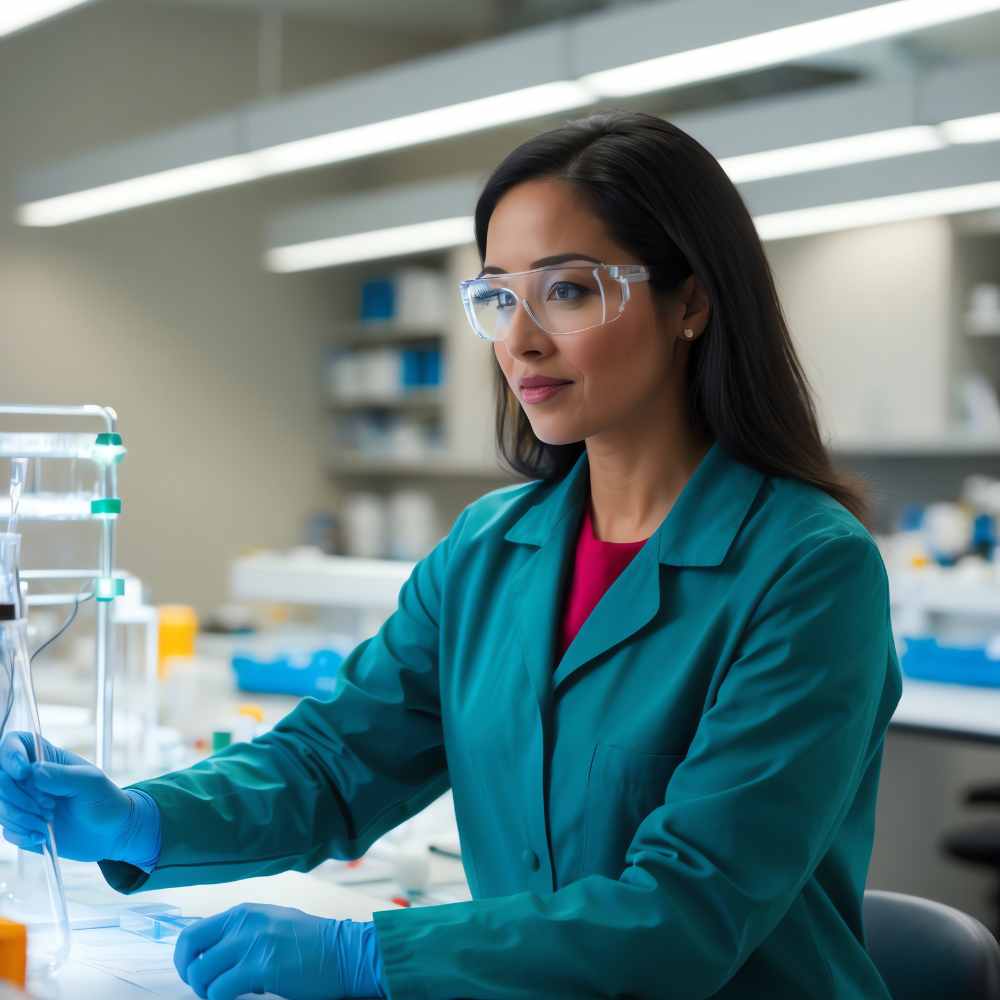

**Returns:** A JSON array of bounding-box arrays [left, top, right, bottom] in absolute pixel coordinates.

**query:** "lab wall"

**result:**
[[0, 0, 460, 610], [5, 2, 968, 611], [767, 216, 954, 445]]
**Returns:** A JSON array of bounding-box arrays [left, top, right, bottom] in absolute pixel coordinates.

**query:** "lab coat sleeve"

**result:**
[[372, 531, 901, 1000], [99, 505, 471, 895]]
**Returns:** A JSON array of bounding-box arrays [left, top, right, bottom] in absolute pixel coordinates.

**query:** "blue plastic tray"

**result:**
[[899, 635, 1000, 688], [232, 647, 347, 698]]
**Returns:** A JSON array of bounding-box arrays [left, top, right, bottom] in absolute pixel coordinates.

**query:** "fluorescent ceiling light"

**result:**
[[16, 3, 1000, 226], [16, 154, 259, 227], [754, 179, 1000, 240], [266, 216, 474, 272], [270, 177, 1000, 269], [939, 111, 1000, 145], [253, 81, 593, 177], [268, 156, 1000, 269], [720, 125, 944, 183], [0, 0, 93, 38], [17, 81, 591, 226], [582, 0, 1000, 97]]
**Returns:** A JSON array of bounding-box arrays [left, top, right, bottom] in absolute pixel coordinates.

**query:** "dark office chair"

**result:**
[[941, 781, 1000, 939], [864, 890, 1000, 999]]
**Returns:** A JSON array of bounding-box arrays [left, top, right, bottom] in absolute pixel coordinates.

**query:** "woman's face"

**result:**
[[485, 177, 696, 447]]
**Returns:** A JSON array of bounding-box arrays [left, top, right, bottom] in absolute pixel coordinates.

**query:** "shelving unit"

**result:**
[[829, 430, 1000, 456], [889, 570, 1000, 618], [329, 450, 519, 479], [335, 322, 446, 349], [966, 318, 1000, 337], [325, 245, 518, 559], [328, 388, 445, 413]]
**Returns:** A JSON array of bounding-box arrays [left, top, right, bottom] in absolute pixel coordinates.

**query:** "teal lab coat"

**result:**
[[101, 440, 902, 999]]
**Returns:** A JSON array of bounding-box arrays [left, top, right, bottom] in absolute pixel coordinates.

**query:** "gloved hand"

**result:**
[[0, 731, 161, 869], [174, 903, 386, 1000]]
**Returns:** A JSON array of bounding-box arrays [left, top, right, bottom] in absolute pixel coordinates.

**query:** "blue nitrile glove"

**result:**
[[0, 731, 161, 870], [174, 903, 387, 1000]]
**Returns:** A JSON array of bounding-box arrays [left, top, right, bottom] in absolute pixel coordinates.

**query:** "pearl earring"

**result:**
[[683, 328, 695, 340]]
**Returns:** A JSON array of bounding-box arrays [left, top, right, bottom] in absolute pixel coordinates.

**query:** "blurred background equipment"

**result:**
[[5, 0, 1000, 989]]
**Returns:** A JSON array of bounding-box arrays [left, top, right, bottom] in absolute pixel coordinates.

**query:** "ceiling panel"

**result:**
[[160, 0, 517, 36]]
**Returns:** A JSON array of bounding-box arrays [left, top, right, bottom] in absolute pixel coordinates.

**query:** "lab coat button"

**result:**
[[521, 848, 540, 871]]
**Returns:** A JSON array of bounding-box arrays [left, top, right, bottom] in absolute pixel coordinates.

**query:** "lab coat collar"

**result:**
[[503, 439, 766, 703], [503, 438, 765, 568]]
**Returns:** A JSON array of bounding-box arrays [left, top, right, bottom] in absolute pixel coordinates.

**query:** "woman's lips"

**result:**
[[520, 382, 572, 403]]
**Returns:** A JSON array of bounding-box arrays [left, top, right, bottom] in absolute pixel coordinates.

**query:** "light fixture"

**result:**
[[270, 174, 1000, 268], [0, 0, 94, 39], [252, 81, 592, 178], [17, 2, 1000, 226], [266, 217, 474, 272], [754, 180, 1000, 240], [939, 111, 1000, 145], [265, 173, 482, 272], [16, 22, 586, 227], [744, 139, 1000, 239], [720, 125, 944, 183], [17, 154, 259, 227], [579, 0, 1000, 98]]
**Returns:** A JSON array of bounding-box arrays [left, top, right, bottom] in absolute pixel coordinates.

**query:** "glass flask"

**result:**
[[0, 532, 71, 977]]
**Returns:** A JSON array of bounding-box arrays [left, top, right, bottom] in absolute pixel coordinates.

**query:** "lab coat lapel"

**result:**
[[504, 441, 766, 700], [504, 449, 589, 716], [551, 537, 660, 691]]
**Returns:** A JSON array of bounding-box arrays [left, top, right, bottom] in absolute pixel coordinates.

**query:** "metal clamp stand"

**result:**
[[0, 404, 125, 769]]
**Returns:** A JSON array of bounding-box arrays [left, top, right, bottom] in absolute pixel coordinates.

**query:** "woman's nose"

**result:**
[[501, 299, 550, 352]]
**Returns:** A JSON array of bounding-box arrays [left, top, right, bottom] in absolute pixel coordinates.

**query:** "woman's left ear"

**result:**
[[681, 274, 711, 335]]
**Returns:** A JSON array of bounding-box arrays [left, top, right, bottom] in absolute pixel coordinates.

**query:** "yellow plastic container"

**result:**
[[0, 919, 27, 989], [157, 605, 199, 680]]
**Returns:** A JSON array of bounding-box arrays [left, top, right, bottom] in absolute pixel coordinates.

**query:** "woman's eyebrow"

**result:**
[[477, 252, 603, 278]]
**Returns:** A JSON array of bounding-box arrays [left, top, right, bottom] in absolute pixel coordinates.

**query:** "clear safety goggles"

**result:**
[[458, 262, 651, 341]]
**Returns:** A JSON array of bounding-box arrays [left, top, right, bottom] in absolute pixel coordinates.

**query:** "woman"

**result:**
[[0, 110, 901, 999]]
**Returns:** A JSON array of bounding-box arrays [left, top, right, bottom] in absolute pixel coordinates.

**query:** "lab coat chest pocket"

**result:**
[[582, 742, 684, 879]]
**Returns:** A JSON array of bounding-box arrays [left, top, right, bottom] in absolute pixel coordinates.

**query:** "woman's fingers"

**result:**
[[1, 813, 47, 841], [204, 965, 258, 1000], [0, 771, 54, 821], [2, 826, 44, 852], [174, 911, 227, 983], [0, 733, 33, 780], [184, 940, 244, 999], [28, 762, 89, 798], [0, 802, 49, 838]]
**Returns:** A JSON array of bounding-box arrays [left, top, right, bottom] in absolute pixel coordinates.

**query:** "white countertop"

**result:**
[[35, 871, 388, 999], [891, 676, 1000, 742]]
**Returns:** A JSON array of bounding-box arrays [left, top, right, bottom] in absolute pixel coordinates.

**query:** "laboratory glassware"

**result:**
[[0, 405, 125, 770], [0, 532, 72, 977]]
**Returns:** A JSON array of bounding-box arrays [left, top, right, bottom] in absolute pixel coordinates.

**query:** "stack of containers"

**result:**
[[889, 474, 1000, 688]]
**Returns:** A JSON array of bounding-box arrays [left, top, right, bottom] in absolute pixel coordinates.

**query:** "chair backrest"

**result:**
[[864, 889, 1000, 999]]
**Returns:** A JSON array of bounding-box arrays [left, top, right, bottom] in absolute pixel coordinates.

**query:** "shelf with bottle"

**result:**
[[327, 388, 444, 412], [329, 450, 517, 479], [327, 344, 445, 404], [965, 282, 1000, 337], [329, 267, 449, 409], [334, 322, 445, 348], [829, 428, 1000, 456]]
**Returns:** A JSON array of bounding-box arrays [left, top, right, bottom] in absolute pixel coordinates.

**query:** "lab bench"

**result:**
[[39, 870, 385, 999]]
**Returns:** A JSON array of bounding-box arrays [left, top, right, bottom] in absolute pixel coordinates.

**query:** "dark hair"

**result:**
[[474, 110, 871, 529]]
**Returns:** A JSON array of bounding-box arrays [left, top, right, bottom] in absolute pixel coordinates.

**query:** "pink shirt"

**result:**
[[555, 498, 649, 664]]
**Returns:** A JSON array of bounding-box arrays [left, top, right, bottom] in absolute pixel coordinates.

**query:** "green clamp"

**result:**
[[93, 432, 127, 464], [212, 731, 233, 752], [91, 497, 123, 519], [94, 577, 125, 602]]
